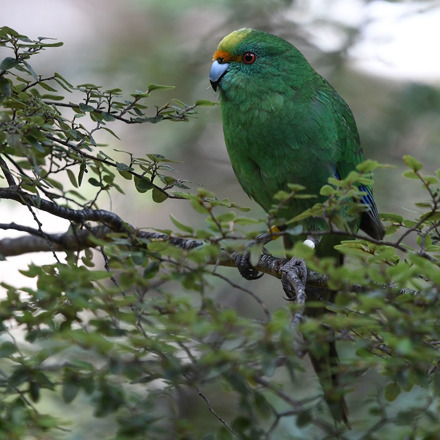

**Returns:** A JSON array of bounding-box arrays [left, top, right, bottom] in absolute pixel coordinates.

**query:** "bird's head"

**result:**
[[210, 28, 311, 96]]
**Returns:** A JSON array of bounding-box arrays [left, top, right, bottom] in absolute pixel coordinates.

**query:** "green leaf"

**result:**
[[381, 212, 403, 223], [54, 72, 73, 86], [78, 162, 86, 186], [408, 254, 440, 284], [93, 382, 125, 417], [414, 202, 432, 208], [101, 126, 120, 139], [147, 83, 175, 92], [77, 83, 100, 90], [273, 190, 290, 201], [403, 155, 422, 172], [118, 170, 132, 180], [356, 159, 379, 173], [0, 57, 19, 71], [101, 112, 115, 122], [432, 370, 440, 396], [1, 27, 22, 37], [170, 214, 194, 234], [29, 88, 41, 98], [286, 183, 307, 192], [54, 72, 73, 92], [395, 338, 413, 355], [29, 381, 40, 402], [0, 341, 16, 357], [216, 212, 236, 223], [0, 76, 12, 99], [320, 184, 335, 196], [90, 111, 103, 122], [39, 41, 63, 48], [402, 170, 419, 180], [135, 177, 153, 193], [23, 61, 38, 81], [384, 382, 401, 402], [130, 90, 149, 98], [195, 99, 218, 106], [403, 219, 418, 228], [38, 81, 57, 92], [66, 169, 78, 188], [233, 216, 260, 226], [189, 197, 209, 214], [116, 162, 131, 172], [152, 188, 168, 203], [62, 379, 80, 404], [106, 88, 122, 95], [296, 410, 312, 427], [46, 177, 64, 191], [88, 177, 101, 187], [254, 393, 272, 419], [79, 103, 95, 112], [143, 262, 160, 280], [41, 93, 65, 101], [146, 153, 167, 162], [424, 174, 438, 185], [9, 367, 29, 387]]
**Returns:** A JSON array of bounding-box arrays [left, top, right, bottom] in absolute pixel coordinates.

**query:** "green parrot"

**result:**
[[209, 28, 385, 426]]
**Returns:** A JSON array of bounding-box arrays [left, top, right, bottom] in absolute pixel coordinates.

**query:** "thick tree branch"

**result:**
[[0, 213, 290, 278], [0, 225, 110, 256], [0, 221, 415, 299], [0, 186, 131, 232], [0, 186, 416, 298]]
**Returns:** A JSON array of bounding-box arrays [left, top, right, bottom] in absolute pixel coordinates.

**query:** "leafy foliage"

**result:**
[[1, 26, 440, 440]]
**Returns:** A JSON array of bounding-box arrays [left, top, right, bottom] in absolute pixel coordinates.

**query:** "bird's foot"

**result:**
[[281, 257, 308, 351], [232, 249, 264, 280], [231, 230, 278, 280], [280, 257, 307, 301]]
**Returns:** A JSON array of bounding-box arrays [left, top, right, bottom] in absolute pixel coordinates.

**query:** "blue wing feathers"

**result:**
[[332, 168, 384, 239]]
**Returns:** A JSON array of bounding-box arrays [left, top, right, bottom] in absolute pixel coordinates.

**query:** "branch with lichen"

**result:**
[[0, 186, 415, 301]]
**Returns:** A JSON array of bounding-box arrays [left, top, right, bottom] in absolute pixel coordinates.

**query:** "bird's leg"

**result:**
[[302, 234, 320, 250], [232, 226, 283, 280], [281, 257, 308, 303], [232, 250, 264, 280], [281, 235, 318, 325], [281, 234, 318, 302]]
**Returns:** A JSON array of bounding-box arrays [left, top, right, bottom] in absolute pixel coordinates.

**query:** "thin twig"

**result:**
[[0, 155, 16, 186], [25, 204, 61, 264], [211, 271, 272, 322], [196, 387, 240, 438]]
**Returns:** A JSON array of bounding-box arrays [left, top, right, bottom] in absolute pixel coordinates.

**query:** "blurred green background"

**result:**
[[2, 0, 440, 437]]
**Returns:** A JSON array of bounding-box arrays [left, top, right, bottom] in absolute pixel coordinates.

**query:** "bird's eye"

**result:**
[[242, 52, 256, 64]]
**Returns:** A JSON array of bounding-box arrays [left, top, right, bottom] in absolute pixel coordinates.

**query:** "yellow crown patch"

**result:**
[[217, 28, 252, 52]]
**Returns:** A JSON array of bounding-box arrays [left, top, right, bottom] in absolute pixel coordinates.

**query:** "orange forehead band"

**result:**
[[212, 50, 242, 63]]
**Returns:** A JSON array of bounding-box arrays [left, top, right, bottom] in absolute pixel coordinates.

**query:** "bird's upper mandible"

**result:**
[[209, 60, 229, 91]]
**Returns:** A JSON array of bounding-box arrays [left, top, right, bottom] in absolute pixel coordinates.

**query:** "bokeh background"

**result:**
[[1, 0, 440, 437]]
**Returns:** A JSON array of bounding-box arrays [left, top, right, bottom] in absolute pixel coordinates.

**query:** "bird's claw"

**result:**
[[233, 251, 264, 280], [280, 257, 308, 301]]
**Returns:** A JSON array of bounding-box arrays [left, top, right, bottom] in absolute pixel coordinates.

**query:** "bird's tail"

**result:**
[[306, 286, 350, 427], [309, 338, 350, 427]]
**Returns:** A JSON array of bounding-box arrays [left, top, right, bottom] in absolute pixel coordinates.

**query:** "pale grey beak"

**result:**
[[210, 60, 229, 91]]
